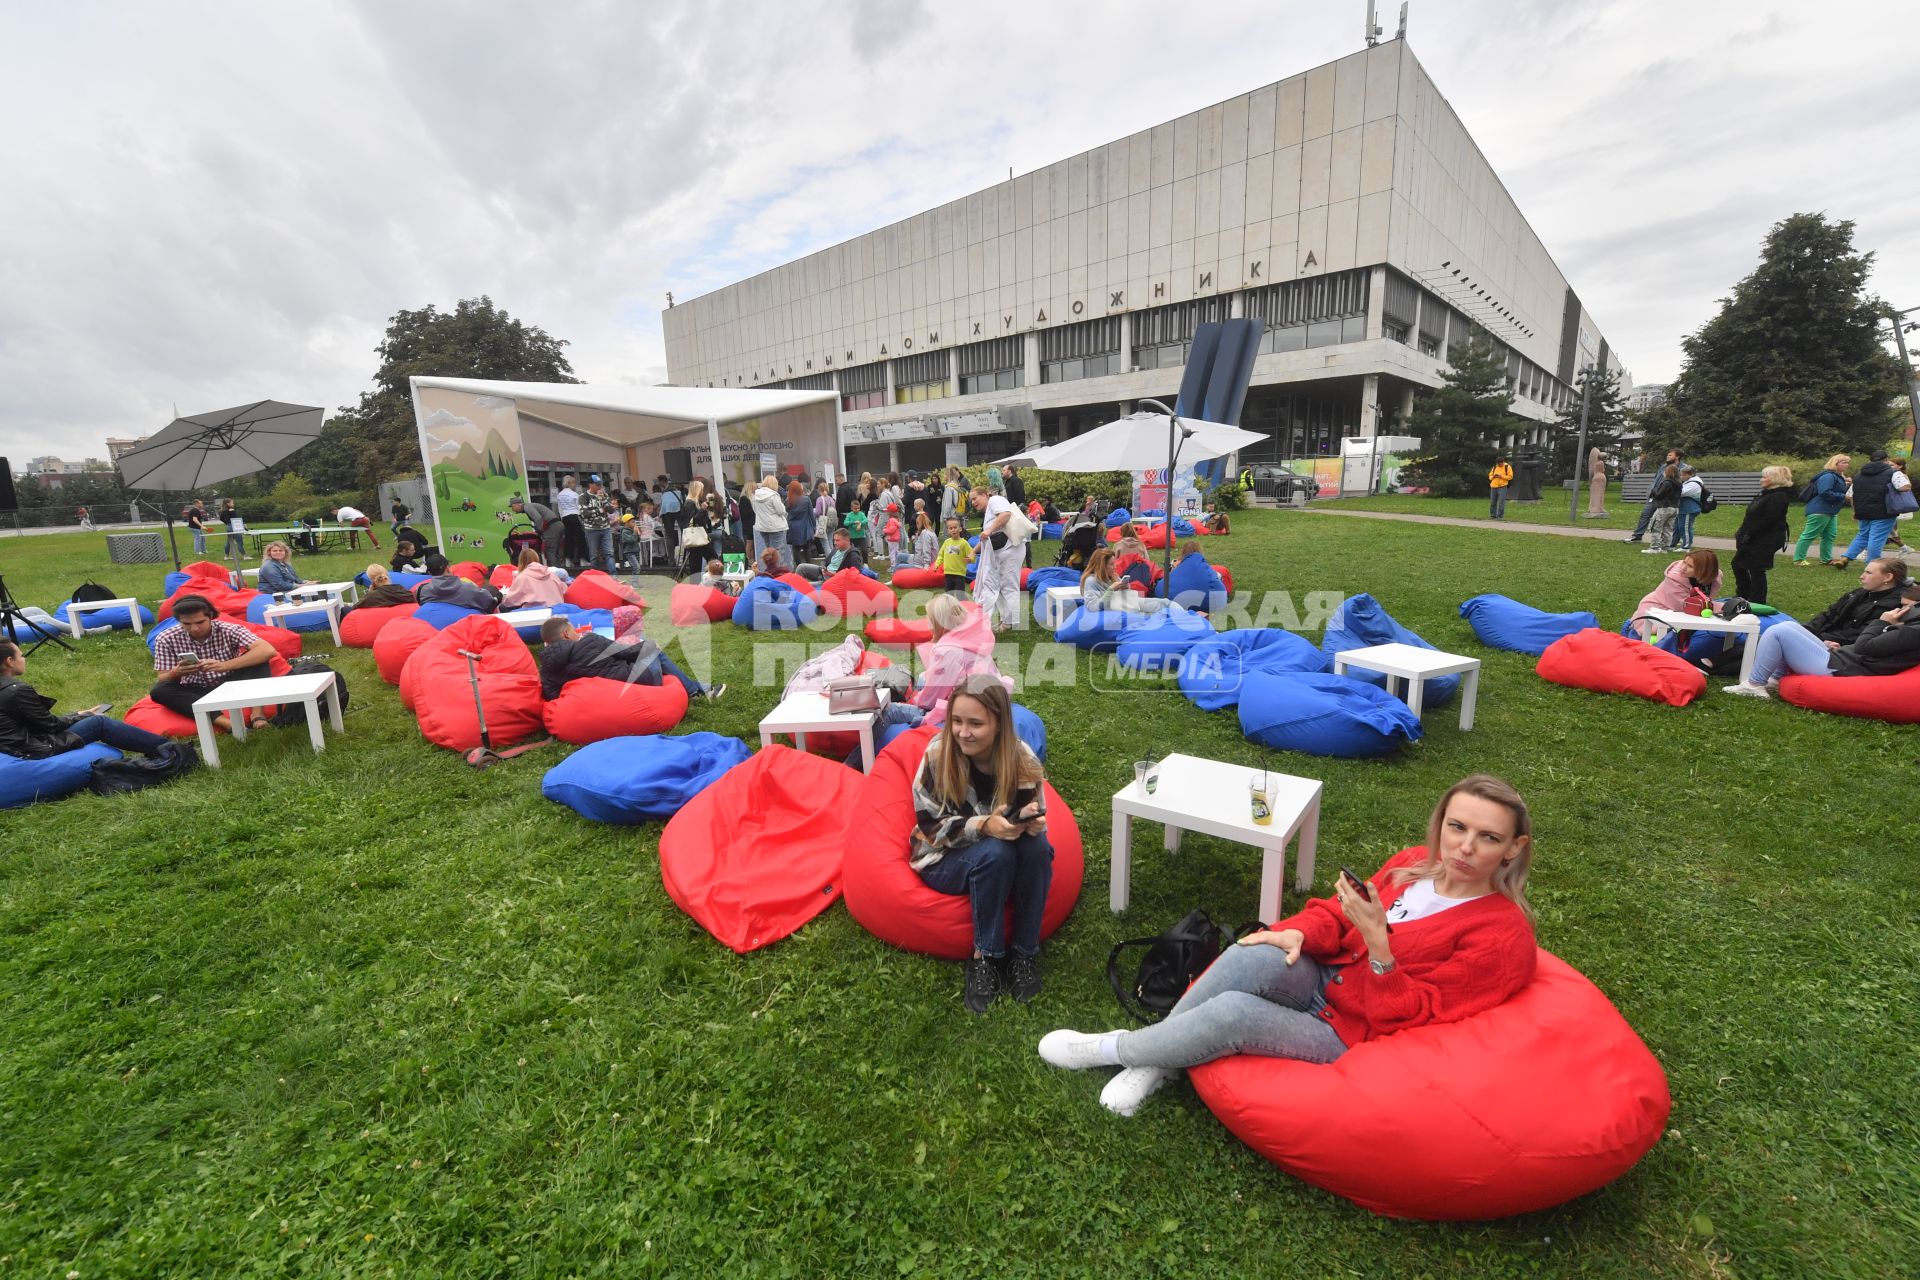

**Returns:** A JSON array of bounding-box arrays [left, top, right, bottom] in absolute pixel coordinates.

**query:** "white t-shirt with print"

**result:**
[[1383, 878, 1486, 927]]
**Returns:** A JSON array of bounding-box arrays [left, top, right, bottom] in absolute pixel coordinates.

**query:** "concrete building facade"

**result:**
[[663, 38, 1624, 485]]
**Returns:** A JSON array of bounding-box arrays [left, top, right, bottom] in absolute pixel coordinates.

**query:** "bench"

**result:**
[[1620, 472, 1763, 505]]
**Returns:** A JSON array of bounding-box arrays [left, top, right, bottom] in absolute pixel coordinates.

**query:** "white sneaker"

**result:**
[[1100, 1066, 1173, 1116], [1038, 1029, 1118, 1070], [1720, 682, 1770, 698], [1641, 547, 1668, 555]]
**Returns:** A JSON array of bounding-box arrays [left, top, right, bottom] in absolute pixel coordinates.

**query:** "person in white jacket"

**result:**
[[750, 475, 790, 562]]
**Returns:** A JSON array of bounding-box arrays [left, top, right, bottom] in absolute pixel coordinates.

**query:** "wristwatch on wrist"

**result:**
[[1369, 955, 1396, 976]]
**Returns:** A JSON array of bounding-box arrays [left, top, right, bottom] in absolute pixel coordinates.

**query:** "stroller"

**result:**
[[1057, 521, 1101, 569], [502, 520, 542, 562]]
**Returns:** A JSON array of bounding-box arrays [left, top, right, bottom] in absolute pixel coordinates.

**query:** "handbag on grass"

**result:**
[[1107, 908, 1258, 1024]]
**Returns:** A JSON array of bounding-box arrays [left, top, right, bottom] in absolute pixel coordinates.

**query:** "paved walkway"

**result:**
[[1290, 504, 1736, 552]]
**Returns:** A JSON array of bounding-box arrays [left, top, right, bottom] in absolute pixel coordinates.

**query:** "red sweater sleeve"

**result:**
[[1359, 915, 1537, 1036]]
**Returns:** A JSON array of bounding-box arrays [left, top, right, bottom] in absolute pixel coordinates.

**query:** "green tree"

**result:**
[[1666, 213, 1907, 456], [309, 296, 578, 496], [268, 471, 316, 512], [1401, 334, 1525, 496], [1547, 365, 1628, 478]]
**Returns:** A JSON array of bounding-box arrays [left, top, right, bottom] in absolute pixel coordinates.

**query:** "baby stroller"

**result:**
[[1057, 521, 1101, 569], [502, 520, 542, 562]]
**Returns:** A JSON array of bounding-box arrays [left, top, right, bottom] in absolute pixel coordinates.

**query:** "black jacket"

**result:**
[[1733, 488, 1793, 560], [538, 632, 660, 701], [1850, 460, 1894, 521], [1828, 618, 1920, 677], [1806, 584, 1907, 646], [1004, 472, 1027, 505], [1648, 475, 1680, 509], [0, 676, 80, 759]]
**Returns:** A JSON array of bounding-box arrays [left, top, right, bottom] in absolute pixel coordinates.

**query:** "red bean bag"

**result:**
[[223, 619, 302, 664], [1108, 523, 1176, 550], [865, 618, 932, 648], [816, 568, 897, 619], [1535, 628, 1706, 707], [1188, 950, 1670, 1220], [841, 725, 1083, 959], [157, 572, 258, 621], [374, 616, 438, 685], [401, 615, 544, 752], [889, 565, 945, 590], [564, 570, 646, 611], [542, 675, 690, 744], [1216, 565, 1234, 594], [669, 583, 736, 625], [1778, 663, 1920, 723], [488, 564, 515, 590], [122, 653, 295, 736], [659, 746, 868, 952], [775, 573, 817, 596], [339, 602, 420, 648], [448, 561, 488, 585]]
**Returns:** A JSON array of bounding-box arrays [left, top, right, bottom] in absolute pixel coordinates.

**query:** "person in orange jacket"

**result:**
[[1488, 457, 1514, 520]]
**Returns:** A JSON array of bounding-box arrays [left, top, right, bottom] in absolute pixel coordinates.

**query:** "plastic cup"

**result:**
[[1133, 760, 1150, 795], [1250, 774, 1272, 826]]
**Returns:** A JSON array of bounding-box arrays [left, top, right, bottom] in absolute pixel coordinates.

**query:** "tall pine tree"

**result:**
[[1402, 334, 1526, 496], [1666, 213, 1905, 456]]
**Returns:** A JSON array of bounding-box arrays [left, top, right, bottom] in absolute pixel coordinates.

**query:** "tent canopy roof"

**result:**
[[409, 377, 836, 448]]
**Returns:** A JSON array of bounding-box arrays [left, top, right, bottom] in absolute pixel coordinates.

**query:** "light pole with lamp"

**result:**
[[1136, 397, 1194, 586]]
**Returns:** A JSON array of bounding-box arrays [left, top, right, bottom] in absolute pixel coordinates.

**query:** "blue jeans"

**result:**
[[66, 715, 173, 756], [1748, 619, 1835, 685], [1489, 486, 1508, 519], [1841, 518, 1894, 563], [637, 651, 706, 699], [1116, 942, 1349, 1070], [753, 530, 786, 562], [1630, 496, 1657, 539], [192, 529, 207, 553], [1672, 509, 1698, 549], [916, 832, 1053, 959], [585, 527, 613, 573]]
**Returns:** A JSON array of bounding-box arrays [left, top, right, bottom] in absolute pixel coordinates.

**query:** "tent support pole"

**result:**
[[706, 417, 725, 535]]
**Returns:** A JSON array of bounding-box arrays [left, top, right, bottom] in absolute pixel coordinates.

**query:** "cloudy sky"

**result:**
[[3, 0, 1916, 464]]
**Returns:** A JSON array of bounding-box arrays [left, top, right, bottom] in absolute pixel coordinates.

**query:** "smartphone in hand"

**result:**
[[1340, 866, 1369, 897]]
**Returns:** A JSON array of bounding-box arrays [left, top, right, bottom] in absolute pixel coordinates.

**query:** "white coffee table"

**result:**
[[288, 580, 360, 606], [759, 689, 888, 772], [1642, 607, 1761, 685], [720, 571, 754, 596], [1109, 753, 1322, 922], [497, 606, 555, 630], [1332, 642, 1482, 730], [262, 596, 342, 646], [191, 671, 343, 767], [1038, 586, 1083, 629], [67, 596, 144, 637]]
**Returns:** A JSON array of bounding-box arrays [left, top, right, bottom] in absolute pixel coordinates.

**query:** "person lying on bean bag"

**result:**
[[913, 677, 1054, 1014], [0, 639, 185, 765], [1801, 557, 1910, 646], [348, 563, 418, 612], [1041, 774, 1538, 1116], [149, 595, 281, 734], [1722, 580, 1920, 698], [537, 617, 724, 704], [822, 528, 867, 574], [499, 547, 569, 609], [413, 554, 499, 613]]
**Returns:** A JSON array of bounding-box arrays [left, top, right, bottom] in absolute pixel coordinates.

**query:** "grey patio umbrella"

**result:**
[[116, 400, 326, 569]]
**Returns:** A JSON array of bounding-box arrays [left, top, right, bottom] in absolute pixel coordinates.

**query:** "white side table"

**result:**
[[289, 580, 361, 606], [1038, 586, 1083, 629], [720, 571, 754, 596], [67, 597, 144, 637], [1109, 753, 1321, 922], [191, 671, 343, 767], [1332, 642, 1482, 730], [497, 607, 555, 630], [1642, 607, 1761, 685], [758, 690, 887, 772], [263, 596, 342, 646]]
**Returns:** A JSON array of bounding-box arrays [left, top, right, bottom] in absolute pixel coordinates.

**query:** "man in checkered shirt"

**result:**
[[150, 594, 279, 731]]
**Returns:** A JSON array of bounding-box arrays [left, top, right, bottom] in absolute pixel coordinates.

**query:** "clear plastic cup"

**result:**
[[1250, 773, 1272, 826], [1133, 760, 1150, 795]]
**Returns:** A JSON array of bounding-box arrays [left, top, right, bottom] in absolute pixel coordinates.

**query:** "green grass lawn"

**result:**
[[1320, 484, 1768, 539], [2, 518, 1914, 1277]]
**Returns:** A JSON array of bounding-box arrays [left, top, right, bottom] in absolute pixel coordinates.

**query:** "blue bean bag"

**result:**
[[9, 607, 69, 640], [392, 572, 430, 590], [1179, 628, 1330, 710], [53, 601, 155, 633], [731, 577, 819, 631], [1238, 671, 1423, 758], [1054, 608, 1142, 653], [243, 594, 331, 632], [0, 743, 122, 809], [1138, 508, 1166, 519], [1321, 593, 1458, 706], [1459, 595, 1600, 656], [1105, 507, 1131, 528], [542, 732, 751, 824], [1010, 702, 1047, 763], [413, 602, 484, 630], [162, 570, 191, 596], [1114, 606, 1216, 673], [1025, 566, 1081, 597], [1042, 521, 1064, 540], [1159, 554, 1229, 612], [1172, 517, 1198, 538]]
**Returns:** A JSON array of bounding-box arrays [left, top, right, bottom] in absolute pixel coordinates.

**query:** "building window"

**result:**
[[956, 336, 1025, 394], [787, 372, 833, 391], [1384, 320, 1410, 344], [1131, 297, 1229, 371], [1039, 317, 1121, 383], [1245, 269, 1370, 354], [893, 350, 949, 403], [840, 361, 886, 412]]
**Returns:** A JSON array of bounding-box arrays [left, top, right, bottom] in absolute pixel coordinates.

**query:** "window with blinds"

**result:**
[[1245, 270, 1370, 353], [1130, 296, 1233, 370], [893, 350, 950, 404], [1039, 317, 1122, 383], [957, 336, 1026, 394], [840, 361, 886, 411]]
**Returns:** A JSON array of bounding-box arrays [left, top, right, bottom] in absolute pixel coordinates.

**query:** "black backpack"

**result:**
[[1696, 481, 1719, 513], [269, 661, 350, 727], [70, 581, 117, 604], [1107, 909, 1251, 1023], [89, 741, 200, 795]]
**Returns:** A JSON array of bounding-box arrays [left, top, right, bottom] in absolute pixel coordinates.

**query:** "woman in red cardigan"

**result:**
[[1040, 775, 1538, 1115]]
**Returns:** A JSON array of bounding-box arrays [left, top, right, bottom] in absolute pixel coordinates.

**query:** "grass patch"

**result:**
[[1, 517, 1915, 1277], [1318, 484, 1772, 538]]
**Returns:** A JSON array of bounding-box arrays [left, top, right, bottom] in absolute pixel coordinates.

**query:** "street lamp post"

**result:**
[[1136, 397, 1194, 585]]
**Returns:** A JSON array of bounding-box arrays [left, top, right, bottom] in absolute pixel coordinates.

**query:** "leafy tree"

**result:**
[[268, 471, 316, 512], [1401, 334, 1526, 496], [1547, 365, 1628, 478], [305, 296, 578, 497], [1666, 213, 1907, 456]]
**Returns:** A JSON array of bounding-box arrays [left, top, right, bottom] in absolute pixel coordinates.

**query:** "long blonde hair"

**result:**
[[365, 563, 390, 585], [1389, 775, 1534, 920], [931, 677, 1042, 816], [686, 480, 707, 509]]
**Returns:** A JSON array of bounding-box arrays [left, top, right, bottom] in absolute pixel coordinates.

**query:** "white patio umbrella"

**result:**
[[117, 400, 326, 569], [993, 398, 1266, 578]]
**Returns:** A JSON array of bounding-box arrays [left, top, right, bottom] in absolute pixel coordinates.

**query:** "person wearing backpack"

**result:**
[[1831, 450, 1899, 569], [1672, 466, 1707, 552], [0, 640, 184, 764], [1793, 454, 1852, 566], [1039, 775, 1538, 1116]]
